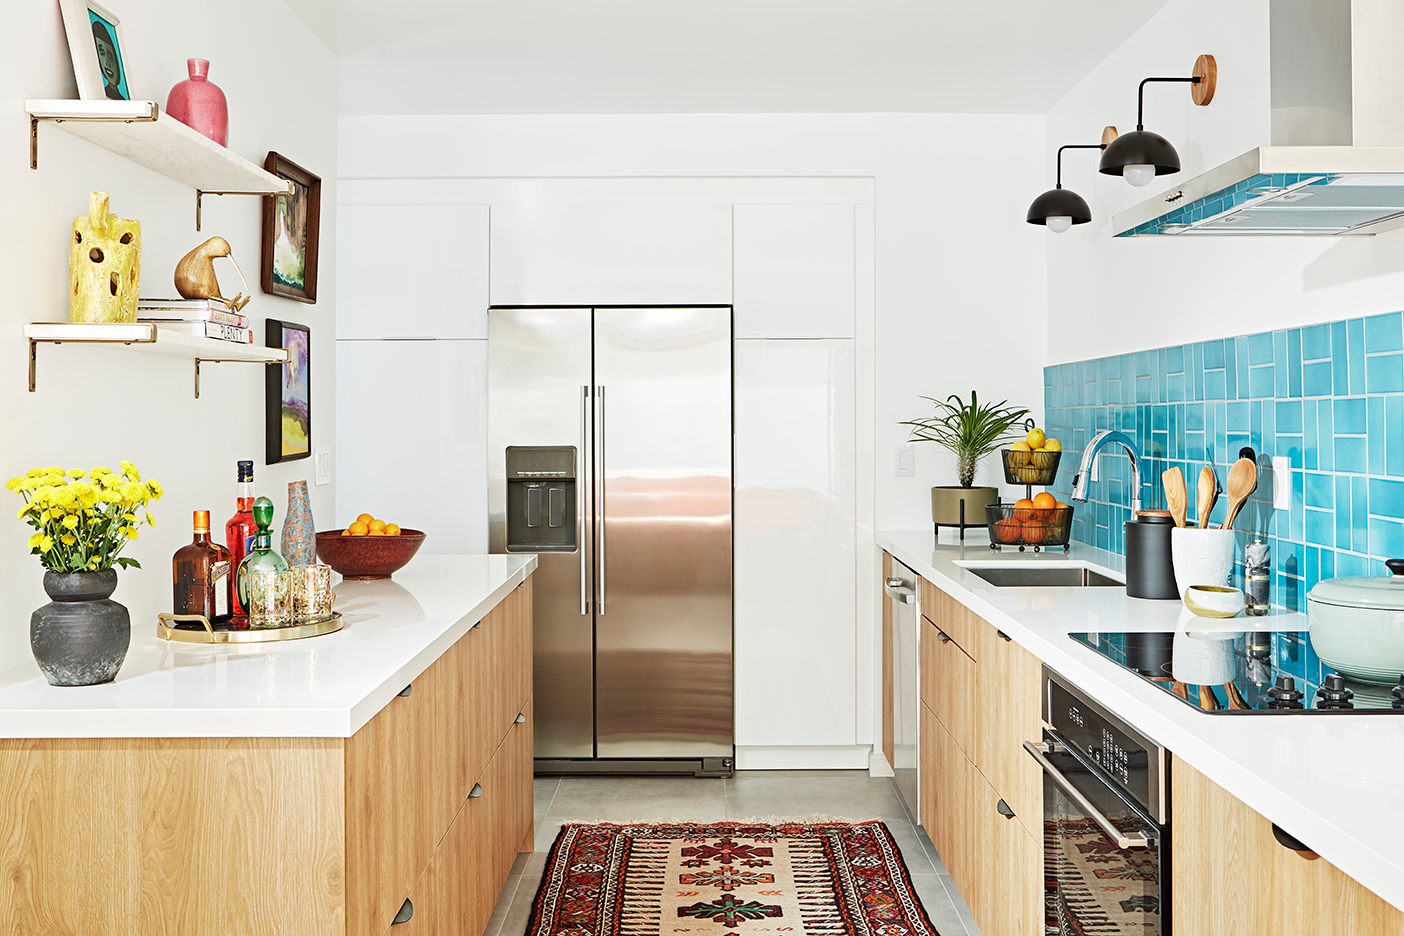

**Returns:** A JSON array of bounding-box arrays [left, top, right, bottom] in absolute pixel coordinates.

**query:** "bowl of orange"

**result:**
[[984, 492, 1073, 550], [315, 513, 425, 580]]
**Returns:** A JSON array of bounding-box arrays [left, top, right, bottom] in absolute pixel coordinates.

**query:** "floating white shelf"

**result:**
[[25, 99, 291, 228], [26, 322, 287, 398]]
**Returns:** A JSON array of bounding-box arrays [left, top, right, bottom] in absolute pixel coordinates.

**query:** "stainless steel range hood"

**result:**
[[1114, 0, 1404, 236]]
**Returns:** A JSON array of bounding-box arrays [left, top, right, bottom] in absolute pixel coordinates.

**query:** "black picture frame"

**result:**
[[265, 318, 311, 464], [261, 153, 321, 304]]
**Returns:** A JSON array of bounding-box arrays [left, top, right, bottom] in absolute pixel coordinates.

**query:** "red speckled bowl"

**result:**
[[315, 529, 425, 580]]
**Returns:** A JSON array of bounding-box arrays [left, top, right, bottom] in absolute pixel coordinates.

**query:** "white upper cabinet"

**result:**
[[488, 204, 732, 306], [733, 204, 855, 339], [337, 204, 490, 339]]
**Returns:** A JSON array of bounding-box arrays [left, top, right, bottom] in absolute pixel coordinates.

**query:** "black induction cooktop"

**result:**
[[1071, 630, 1404, 714]]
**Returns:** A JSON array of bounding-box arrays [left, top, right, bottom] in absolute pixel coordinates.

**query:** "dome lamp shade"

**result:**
[[1027, 130, 1117, 233], [1099, 55, 1216, 185]]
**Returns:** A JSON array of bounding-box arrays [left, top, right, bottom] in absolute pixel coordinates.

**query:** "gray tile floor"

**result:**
[[482, 770, 984, 936]]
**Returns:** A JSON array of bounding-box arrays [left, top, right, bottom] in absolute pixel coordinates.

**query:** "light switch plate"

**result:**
[[315, 447, 332, 486], [1272, 456, 1291, 510], [894, 443, 915, 477]]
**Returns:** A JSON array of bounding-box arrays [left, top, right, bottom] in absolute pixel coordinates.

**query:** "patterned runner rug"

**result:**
[[525, 820, 942, 936]]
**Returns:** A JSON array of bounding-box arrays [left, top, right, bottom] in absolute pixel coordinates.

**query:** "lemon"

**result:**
[[1044, 438, 1062, 452], [1010, 440, 1032, 452], [1026, 428, 1046, 449]]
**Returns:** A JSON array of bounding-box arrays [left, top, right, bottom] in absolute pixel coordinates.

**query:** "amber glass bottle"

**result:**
[[173, 510, 232, 624]]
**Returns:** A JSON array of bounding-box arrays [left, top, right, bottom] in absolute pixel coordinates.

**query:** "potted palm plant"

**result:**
[[901, 391, 1029, 538]]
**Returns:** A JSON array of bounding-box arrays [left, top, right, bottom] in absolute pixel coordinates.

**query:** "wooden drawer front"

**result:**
[[922, 617, 978, 765], [487, 582, 533, 745], [345, 659, 454, 936], [1173, 757, 1403, 936], [975, 626, 1043, 839], [928, 714, 977, 899], [920, 580, 980, 659], [970, 771, 1041, 936]]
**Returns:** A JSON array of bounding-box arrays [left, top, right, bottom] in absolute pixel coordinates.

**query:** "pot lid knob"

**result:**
[[1266, 675, 1304, 709], [1388, 559, 1404, 577], [1315, 673, 1355, 710]]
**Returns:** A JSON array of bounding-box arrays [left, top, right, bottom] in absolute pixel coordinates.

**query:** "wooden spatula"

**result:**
[[1163, 467, 1187, 528], [1221, 457, 1259, 530], [1196, 465, 1220, 528]]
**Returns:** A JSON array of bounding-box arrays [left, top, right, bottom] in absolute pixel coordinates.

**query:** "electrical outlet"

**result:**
[[1272, 456, 1291, 510], [315, 447, 332, 486], [894, 443, 915, 477]]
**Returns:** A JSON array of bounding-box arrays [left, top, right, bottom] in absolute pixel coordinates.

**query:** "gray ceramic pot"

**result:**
[[31, 569, 131, 687]]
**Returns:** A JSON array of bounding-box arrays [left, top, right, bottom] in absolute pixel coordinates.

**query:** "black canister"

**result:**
[[1124, 511, 1180, 600]]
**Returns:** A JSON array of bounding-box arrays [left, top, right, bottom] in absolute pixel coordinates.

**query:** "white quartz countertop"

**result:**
[[0, 554, 536, 740], [877, 529, 1404, 913]]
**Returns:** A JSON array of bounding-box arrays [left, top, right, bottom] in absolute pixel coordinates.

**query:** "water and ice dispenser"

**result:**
[[505, 446, 577, 552]]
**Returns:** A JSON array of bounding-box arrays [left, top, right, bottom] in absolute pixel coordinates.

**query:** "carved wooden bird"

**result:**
[[174, 236, 251, 311]]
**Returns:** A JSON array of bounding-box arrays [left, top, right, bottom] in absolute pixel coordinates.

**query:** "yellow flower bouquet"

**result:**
[[7, 461, 162, 574]]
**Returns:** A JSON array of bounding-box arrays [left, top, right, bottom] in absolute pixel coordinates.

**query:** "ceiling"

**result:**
[[284, 0, 1173, 115]]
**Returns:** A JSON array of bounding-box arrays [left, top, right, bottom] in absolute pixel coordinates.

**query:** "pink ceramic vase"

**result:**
[[166, 58, 228, 146]]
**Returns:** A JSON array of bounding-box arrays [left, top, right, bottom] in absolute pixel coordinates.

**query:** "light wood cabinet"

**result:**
[[975, 623, 1044, 841], [1172, 756, 1404, 936], [0, 580, 535, 936], [921, 613, 978, 763]]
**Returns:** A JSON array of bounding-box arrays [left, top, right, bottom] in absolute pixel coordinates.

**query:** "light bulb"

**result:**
[[1123, 164, 1156, 187], [1045, 216, 1072, 234]]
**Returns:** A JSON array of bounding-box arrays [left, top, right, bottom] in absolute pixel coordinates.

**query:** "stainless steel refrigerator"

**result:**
[[488, 307, 733, 776]]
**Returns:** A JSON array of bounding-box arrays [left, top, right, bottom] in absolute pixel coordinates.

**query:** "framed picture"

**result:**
[[265, 319, 311, 464], [59, 0, 132, 101], [261, 153, 321, 304]]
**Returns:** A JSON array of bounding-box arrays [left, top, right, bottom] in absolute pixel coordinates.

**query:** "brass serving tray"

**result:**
[[157, 611, 343, 644]]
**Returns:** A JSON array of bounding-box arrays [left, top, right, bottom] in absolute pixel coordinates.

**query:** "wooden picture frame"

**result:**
[[59, 0, 132, 101], [265, 319, 311, 464], [260, 153, 321, 303]]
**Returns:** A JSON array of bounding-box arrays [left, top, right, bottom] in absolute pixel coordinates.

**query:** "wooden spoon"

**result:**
[[1163, 467, 1188, 528], [1220, 457, 1259, 531], [1196, 465, 1220, 528]]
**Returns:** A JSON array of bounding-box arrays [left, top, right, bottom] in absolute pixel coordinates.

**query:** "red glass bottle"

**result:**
[[225, 459, 256, 623]]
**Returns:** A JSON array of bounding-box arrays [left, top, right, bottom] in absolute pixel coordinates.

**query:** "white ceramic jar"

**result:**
[[1306, 560, 1404, 686], [1170, 527, 1236, 602]]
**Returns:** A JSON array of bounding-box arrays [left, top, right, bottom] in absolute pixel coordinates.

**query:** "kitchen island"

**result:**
[[0, 553, 535, 936], [879, 529, 1404, 928]]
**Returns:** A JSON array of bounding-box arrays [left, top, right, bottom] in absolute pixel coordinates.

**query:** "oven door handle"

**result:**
[[1023, 741, 1155, 850]]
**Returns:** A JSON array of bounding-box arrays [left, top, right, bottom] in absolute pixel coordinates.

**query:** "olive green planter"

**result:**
[[931, 486, 999, 541]]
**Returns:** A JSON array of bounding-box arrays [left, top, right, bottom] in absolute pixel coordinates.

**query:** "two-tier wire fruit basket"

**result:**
[[985, 431, 1073, 551]]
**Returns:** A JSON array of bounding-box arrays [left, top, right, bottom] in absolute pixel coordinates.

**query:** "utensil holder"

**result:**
[[1170, 527, 1236, 602]]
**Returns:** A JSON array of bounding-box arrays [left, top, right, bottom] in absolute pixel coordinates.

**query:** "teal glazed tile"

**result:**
[[1275, 400, 1303, 434], [1320, 548, 1334, 580], [1353, 477, 1369, 554], [1301, 323, 1331, 361], [1168, 373, 1185, 403], [1306, 546, 1319, 586], [1185, 402, 1205, 432], [1370, 477, 1404, 520], [1335, 437, 1367, 473], [1186, 431, 1206, 462], [1235, 337, 1251, 400], [1304, 400, 1318, 471], [1390, 396, 1404, 477], [1306, 508, 1334, 547], [1227, 401, 1249, 432], [1203, 339, 1226, 370], [1349, 318, 1367, 395], [1370, 396, 1387, 475], [1249, 365, 1275, 399], [1369, 517, 1404, 559], [1367, 353, 1404, 393], [1166, 344, 1185, 374], [1335, 397, 1366, 434], [1278, 436, 1303, 470], [1205, 369, 1227, 400], [1289, 329, 1302, 397], [1305, 472, 1334, 509], [1248, 331, 1274, 365], [1135, 375, 1152, 403], [1193, 343, 1205, 400], [1135, 351, 1154, 379], [1303, 360, 1332, 397], [1336, 550, 1368, 578], [1365, 311, 1403, 353], [1332, 321, 1350, 395], [1336, 476, 1352, 548]]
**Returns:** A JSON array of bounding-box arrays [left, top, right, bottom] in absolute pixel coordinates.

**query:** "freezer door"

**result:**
[[488, 308, 594, 759], [595, 307, 734, 758]]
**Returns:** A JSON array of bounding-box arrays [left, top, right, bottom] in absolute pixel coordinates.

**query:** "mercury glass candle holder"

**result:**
[[291, 564, 334, 622], [247, 569, 293, 628]]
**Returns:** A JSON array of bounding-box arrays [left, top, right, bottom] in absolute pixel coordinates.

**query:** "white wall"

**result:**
[[339, 113, 1050, 529], [1046, 0, 1404, 362], [1, 2, 338, 674]]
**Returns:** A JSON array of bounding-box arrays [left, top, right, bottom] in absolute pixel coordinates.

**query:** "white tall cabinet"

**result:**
[[337, 187, 870, 769]]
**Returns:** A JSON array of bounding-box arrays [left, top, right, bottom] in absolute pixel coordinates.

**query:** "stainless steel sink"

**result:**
[[962, 566, 1123, 588]]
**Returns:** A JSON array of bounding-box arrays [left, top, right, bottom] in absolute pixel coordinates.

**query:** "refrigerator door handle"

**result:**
[[596, 384, 606, 615], [580, 384, 589, 616]]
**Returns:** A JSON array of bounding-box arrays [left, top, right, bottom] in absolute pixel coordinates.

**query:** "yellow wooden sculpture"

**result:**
[[69, 192, 141, 323]]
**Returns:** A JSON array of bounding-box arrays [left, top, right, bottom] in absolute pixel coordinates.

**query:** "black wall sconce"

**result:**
[[1027, 127, 1118, 233], [1100, 54, 1216, 187]]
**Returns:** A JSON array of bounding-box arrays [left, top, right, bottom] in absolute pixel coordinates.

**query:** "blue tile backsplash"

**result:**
[[1043, 311, 1404, 611]]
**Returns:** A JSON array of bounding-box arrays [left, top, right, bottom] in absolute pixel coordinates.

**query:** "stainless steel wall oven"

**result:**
[[1028, 668, 1169, 936]]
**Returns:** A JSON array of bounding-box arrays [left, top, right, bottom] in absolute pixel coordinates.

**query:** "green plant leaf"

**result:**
[[902, 389, 1029, 487]]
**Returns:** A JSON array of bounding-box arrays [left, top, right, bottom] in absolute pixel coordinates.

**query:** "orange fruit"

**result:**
[[385, 524, 401, 536], [1032, 492, 1057, 510], [1022, 519, 1048, 544], [341, 528, 352, 536], [994, 517, 1023, 543], [1012, 498, 1037, 522], [356, 513, 374, 525], [347, 521, 369, 536], [367, 529, 386, 536], [367, 519, 387, 533]]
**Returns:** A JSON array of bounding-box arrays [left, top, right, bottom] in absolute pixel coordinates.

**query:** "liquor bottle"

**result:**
[[235, 496, 289, 612], [226, 459, 256, 620], [172, 510, 232, 625]]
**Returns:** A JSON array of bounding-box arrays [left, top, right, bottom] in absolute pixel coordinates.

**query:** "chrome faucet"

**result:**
[[1071, 430, 1142, 515]]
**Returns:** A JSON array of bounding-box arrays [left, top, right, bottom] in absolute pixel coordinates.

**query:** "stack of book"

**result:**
[[137, 298, 252, 344]]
